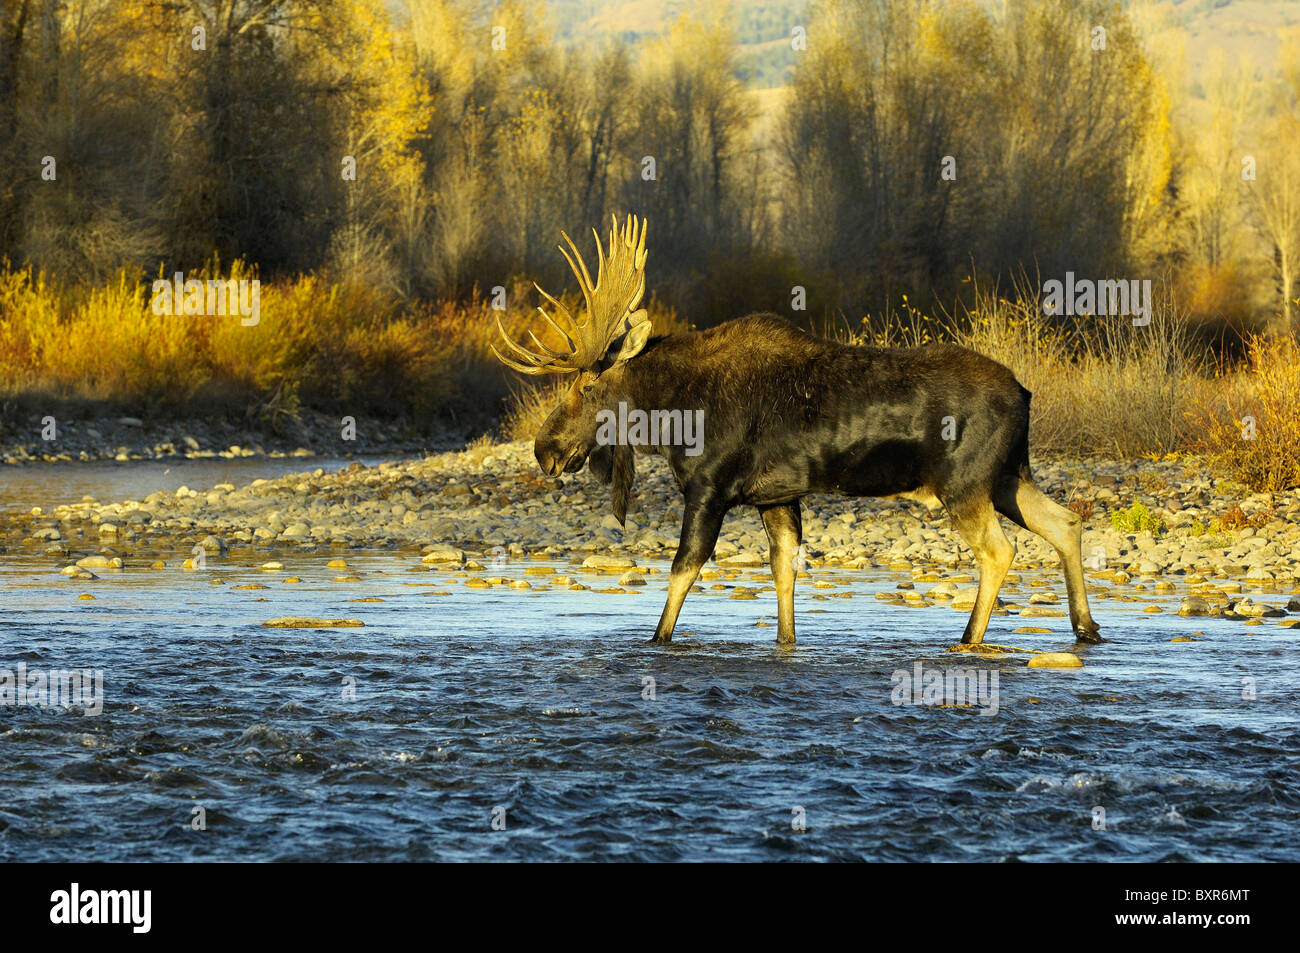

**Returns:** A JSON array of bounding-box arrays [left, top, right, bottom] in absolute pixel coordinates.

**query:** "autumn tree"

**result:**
[[625, 8, 758, 313], [3, 0, 166, 277], [781, 0, 1176, 313], [1245, 40, 1300, 333]]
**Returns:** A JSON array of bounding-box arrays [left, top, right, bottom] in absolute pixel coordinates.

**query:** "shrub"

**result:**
[[1216, 503, 1275, 531], [848, 279, 1197, 457], [1186, 335, 1300, 492], [0, 261, 683, 435], [1110, 502, 1166, 534]]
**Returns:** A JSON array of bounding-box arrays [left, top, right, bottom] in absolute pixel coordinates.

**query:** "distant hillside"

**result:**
[[546, 0, 809, 87], [542, 0, 1299, 90], [1149, 0, 1300, 84]]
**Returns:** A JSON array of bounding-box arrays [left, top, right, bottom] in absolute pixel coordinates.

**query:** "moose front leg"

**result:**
[[759, 501, 803, 645], [651, 497, 727, 644]]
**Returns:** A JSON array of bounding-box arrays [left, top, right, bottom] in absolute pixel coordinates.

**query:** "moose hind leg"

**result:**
[[949, 500, 1015, 645], [994, 476, 1102, 643], [759, 501, 802, 645]]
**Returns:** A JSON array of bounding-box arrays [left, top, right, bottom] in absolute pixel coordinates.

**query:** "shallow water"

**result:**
[[2, 547, 1297, 861], [0, 455, 398, 515]]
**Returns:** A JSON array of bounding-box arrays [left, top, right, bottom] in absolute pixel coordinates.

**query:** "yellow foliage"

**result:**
[[0, 262, 683, 425], [1187, 336, 1300, 492]]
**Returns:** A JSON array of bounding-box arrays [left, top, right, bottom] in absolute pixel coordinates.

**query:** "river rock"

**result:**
[[76, 555, 123, 569], [1027, 652, 1083, 668], [582, 554, 635, 570], [197, 534, 228, 555], [420, 546, 464, 564]]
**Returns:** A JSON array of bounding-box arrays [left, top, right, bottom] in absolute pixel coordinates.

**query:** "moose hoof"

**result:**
[[1074, 623, 1105, 645], [647, 635, 672, 646]]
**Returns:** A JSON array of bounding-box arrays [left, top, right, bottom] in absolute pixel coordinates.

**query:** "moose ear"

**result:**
[[611, 312, 651, 365]]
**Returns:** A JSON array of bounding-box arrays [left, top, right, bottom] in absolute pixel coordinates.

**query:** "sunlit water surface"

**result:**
[[2, 545, 1297, 862], [0, 456, 400, 515]]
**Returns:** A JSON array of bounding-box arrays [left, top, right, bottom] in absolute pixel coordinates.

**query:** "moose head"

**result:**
[[492, 215, 653, 521]]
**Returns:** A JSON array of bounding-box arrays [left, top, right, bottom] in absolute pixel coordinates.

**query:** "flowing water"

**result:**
[[0, 456, 399, 516], [1, 463, 1298, 861]]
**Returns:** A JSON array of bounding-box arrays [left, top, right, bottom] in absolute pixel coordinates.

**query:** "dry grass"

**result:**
[[0, 262, 681, 436], [1066, 498, 1095, 521], [845, 283, 1299, 491], [501, 380, 569, 443], [0, 261, 465, 416], [1186, 335, 1300, 492], [847, 281, 1198, 458]]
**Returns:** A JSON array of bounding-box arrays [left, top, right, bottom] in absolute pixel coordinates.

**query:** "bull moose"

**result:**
[[493, 214, 1102, 648]]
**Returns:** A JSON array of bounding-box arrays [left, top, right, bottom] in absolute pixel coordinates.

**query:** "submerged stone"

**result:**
[[420, 546, 464, 564], [260, 617, 364, 628]]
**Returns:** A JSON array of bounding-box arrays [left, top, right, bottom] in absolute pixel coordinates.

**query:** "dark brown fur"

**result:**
[[533, 314, 1101, 646]]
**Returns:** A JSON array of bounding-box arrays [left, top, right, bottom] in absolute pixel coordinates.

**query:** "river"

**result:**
[[1, 459, 1297, 860]]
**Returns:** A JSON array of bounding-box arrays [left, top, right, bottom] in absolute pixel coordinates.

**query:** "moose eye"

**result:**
[[580, 380, 597, 396]]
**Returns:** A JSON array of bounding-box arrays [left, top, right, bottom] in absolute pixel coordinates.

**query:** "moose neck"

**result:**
[[593, 337, 710, 463], [598, 341, 664, 413]]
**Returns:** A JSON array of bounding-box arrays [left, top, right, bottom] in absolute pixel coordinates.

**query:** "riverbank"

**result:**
[[3, 443, 1299, 621], [0, 408, 466, 464]]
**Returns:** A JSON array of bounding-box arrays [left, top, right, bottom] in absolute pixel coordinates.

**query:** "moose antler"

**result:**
[[492, 214, 650, 375]]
